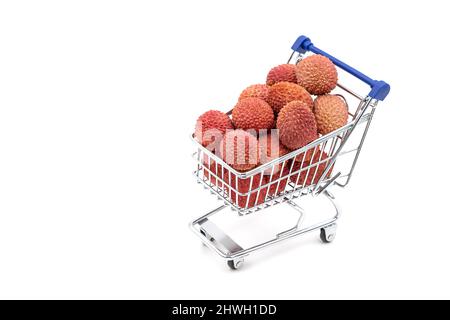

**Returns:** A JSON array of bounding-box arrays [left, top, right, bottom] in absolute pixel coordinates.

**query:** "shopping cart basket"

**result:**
[[190, 35, 390, 270]]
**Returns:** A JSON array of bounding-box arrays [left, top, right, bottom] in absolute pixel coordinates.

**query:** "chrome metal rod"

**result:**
[[337, 83, 364, 101], [228, 191, 340, 259], [313, 97, 374, 194], [337, 102, 377, 187], [190, 192, 341, 261]]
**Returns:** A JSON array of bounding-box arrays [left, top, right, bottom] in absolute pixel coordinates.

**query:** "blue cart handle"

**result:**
[[292, 36, 390, 101]]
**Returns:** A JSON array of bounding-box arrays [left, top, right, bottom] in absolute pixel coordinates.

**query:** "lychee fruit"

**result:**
[[239, 84, 270, 102], [203, 158, 224, 187], [267, 82, 313, 114], [219, 129, 259, 172], [276, 100, 318, 150], [258, 131, 290, 175], [296, 55, 338, 95], [195, 110, 233, 150], [232, 98, 274, 131], [266, 64, 297, 86], [294, 147, 321, 164], [224, 171, 268, 209], [266, 164, 291, 196], [313, 95, 349, 135], [290, 151, 333, 187]]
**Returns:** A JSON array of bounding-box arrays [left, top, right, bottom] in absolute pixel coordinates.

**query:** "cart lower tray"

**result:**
[[190, 191, 339, 270]]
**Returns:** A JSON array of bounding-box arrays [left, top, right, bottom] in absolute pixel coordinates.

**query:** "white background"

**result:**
[[0, 0, 449, 299]]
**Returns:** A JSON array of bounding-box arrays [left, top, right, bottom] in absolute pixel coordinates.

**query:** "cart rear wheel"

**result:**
[[320, 224, 337, 243], [227, 259, 244, 270]]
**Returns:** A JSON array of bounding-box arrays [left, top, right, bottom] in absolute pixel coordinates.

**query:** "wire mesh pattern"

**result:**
[[192, 84, 374, 215], [189, 36, 389, 269]]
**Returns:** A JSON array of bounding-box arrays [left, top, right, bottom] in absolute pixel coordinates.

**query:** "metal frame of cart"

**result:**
[[190, 35, 390, 270]]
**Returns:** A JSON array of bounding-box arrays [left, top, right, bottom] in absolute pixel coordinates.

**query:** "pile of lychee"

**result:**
[[194, 54, 348, 209]]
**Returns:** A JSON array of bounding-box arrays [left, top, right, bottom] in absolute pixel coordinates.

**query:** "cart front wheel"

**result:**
[[320, 224, 337, 243], [227, 259, 244, 270]]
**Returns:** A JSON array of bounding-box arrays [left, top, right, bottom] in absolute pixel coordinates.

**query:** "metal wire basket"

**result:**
[[190, 35, 390, 270]]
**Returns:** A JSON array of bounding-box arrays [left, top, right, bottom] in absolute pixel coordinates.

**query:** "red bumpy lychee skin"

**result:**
[[258, 131, 290, 175], [223, 171, 268, 209], [257, 131, 292, 197], [294, 146, 321, 163], [203, 156, 224, 188], [195, 110, 233, 150], [219, 129, 260, 172], [239, 84, 270, 102], [290, 151, 333, 187], [296, 55, 338, 95], [266, 64, 297, 86], [276, 100, 318, 150], [267, 82, 313, 114], [266, 165, 291, 196], [313, 95, 349, 135], [232, 98, 274, 131]]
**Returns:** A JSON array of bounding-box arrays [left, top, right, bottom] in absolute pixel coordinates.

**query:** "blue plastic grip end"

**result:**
[[369, 81, 390, 101], [291, 35, 390, 101], [291, 36, 313, 53]]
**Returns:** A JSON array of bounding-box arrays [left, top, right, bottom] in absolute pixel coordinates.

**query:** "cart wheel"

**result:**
[[320, 224, 337, 243], [227, 259, 244, 270]]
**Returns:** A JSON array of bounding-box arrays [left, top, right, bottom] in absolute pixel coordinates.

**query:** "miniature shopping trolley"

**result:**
[[190, 35, 390, 270]]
